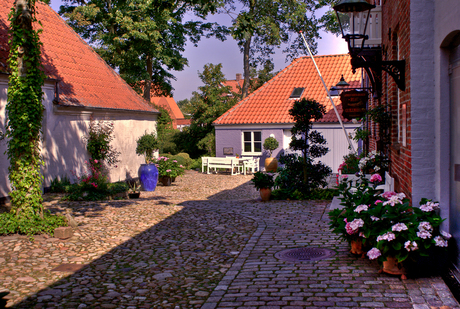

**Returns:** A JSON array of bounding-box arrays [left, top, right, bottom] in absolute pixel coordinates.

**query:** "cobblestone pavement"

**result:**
[[0, 170, 459, 309]]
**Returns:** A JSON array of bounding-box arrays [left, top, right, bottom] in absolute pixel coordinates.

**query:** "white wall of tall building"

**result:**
[[0, 75, 158, 198]]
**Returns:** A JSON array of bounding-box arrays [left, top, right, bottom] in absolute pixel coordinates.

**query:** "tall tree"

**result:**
[[221, 0, 336, 99], [177, 63, 238, 157], [60, 0, 226, 101], [6, 0, 45, 218]]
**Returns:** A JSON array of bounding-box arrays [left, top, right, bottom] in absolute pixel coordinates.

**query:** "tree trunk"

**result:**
[[241, 36, 252, 100], [144, 56, 153, 103]]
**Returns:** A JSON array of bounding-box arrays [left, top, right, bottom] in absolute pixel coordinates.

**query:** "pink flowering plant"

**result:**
[[154, 156, 185, 178], [365, 194, 449, 264], [329, 173, 384, 244]]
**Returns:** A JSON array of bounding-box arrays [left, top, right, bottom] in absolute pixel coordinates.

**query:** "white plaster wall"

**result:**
[[1, 75, 158, 198], [410, 0, 436, 204], [314, 124, 360, 173]]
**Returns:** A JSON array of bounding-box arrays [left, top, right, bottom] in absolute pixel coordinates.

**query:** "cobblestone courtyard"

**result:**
[[0, 170, 459, 308]]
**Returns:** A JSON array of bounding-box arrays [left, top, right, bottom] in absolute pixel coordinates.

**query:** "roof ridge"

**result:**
[[215, 57, 304, 124]]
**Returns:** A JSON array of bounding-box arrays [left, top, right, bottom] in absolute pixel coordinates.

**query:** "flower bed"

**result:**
[[329, 174, 450, 278]]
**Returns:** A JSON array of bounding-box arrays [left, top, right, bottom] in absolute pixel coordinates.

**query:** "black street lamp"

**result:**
[[333, 0, 405, 97]]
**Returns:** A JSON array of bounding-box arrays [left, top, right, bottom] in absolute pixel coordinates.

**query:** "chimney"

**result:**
[[236, 73, 242, 81]]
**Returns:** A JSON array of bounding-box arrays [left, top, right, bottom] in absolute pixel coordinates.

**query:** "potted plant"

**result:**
[[365, 194, 450, 279], [251, 171, 275, 202], [128, 181, 141, 199], [136, 132, 159, 191], [263, 136, 279, 172], [154, 156, 185, 186], [329, 173, 383, 256]]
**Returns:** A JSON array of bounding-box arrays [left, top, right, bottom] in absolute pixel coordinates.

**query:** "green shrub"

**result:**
[[49, 175, 72, 193], [64, 181, 129, 201], [174, 152, 193, 168], [190, 158, 202, 170], [136, 132, 158, 163], [0, 211, 67, 237]]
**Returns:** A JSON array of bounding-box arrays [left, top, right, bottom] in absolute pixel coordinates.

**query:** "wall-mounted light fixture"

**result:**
[[333, 0, 405, 97]]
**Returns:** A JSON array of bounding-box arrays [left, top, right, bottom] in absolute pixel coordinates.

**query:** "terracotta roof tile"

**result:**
[[0, 0, 158, 113], [214, 54, 362, 125]]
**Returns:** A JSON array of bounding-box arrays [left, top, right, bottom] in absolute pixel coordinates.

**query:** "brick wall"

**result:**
[[381, 0, 412, 200]]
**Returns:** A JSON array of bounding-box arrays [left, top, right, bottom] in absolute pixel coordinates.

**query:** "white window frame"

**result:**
[[242, 131, 262, 155]]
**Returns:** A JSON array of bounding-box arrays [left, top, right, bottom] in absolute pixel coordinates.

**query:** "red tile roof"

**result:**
[[214, 54, 362, 125], [221, 79, 243, 94], [150, 95, 190, 129], [0, 0, 158, 113]]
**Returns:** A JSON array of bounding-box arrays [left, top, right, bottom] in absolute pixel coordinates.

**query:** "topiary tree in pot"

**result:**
[[263, 136, 279, 172], [136, 132, 159, 191]]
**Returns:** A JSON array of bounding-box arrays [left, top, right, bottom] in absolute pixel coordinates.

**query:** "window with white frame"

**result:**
[[242, 131, 262, 154]]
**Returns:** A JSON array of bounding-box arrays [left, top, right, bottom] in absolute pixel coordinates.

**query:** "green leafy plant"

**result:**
[[136, 132, 158, 163], [5, 0, 46, 220], [85, 118, 120, 167], [338, 152, 360, 175], [49, 175, 72, 193], [286, 98, 332, 196], [154, 156, 185, 178], [0, 210, 67, 237], [263, 137, 279, 157], [251, 172, 274, 190]]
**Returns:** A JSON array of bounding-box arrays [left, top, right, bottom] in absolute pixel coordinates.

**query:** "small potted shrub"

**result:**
[[154, 156, 185, 186], [136, 132, 159, 191], [128, 181, 141, 199], [251, 171, 275, 202], [263, 136, 279, 172]]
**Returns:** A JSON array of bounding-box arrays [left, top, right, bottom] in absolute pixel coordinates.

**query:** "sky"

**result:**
[[49, 1, 348, 103]]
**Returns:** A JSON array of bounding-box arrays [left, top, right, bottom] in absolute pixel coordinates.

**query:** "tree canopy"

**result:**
[[60, 0, 226, 101], [176, 63, 238, 157], [221, 0, 336, 98]]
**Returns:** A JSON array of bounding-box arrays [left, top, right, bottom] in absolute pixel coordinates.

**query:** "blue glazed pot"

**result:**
[[138, 164, 159, 191]]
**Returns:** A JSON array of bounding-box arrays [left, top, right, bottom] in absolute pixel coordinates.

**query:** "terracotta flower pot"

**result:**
[[160, 176, 172, 186], [380, 256, 407, 280], [260, 188, 271, 202], [264, 157, 278, 172], [350, 239, 364, 256]]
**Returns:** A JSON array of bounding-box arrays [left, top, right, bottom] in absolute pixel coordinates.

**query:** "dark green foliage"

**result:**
[[155, 107, 179, 154], [189, 157, 202, 170], [173, 153, 193, 169], [251, 172, 275, 190], [176, 64, 238, 158], [224, 0, 336, 98], [136, 132, 158, 163], [85, 119, 120, 167], [284, 98, 331, 196], [6, 0, 46, 219], [49, 175, 72, 193], [60, 0, 224, 100], [0, 211, 67, 237], [263, 137, 279, 157], [64, 181, 129, 201]]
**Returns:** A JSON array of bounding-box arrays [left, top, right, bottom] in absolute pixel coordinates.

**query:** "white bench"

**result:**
[[204, 157, 241, 175]]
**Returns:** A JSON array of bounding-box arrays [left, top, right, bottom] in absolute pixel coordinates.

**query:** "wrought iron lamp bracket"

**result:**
[[349, 48, 405, 98]]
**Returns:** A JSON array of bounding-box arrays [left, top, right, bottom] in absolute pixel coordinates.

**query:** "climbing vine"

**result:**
[[5, 0, 46, 219]]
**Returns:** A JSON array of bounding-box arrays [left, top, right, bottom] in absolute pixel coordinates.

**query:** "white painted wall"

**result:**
[[0, 75, 158, 198]]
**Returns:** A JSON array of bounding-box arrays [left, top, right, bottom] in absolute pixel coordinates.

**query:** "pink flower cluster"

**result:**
[[391, 223, 408, 232], [370, 173, 382, 183], [366, 248, 381, 260], [345, 218, 364, 235], [376, 232, 396, 242], [420, 201, 440, 212], [354, 204, 368, 213], [404, 241, 418, 251]]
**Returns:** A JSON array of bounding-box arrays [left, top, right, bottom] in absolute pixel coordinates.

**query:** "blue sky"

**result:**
[[49, 1, 347, 102]]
